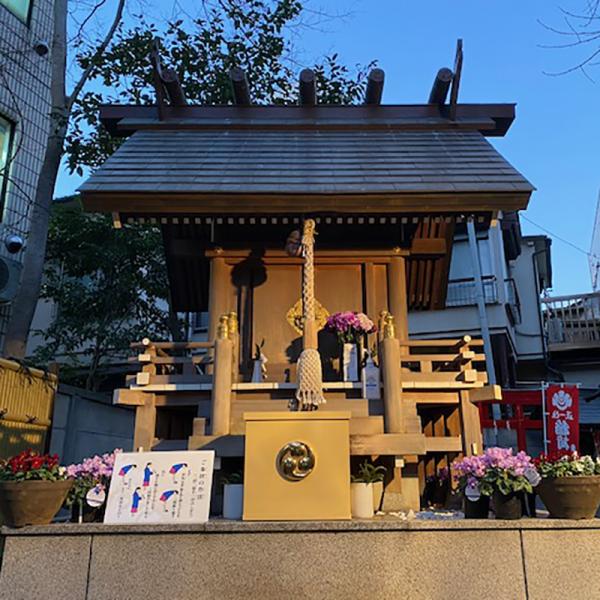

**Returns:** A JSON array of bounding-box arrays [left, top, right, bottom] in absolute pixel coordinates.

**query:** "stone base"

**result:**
[[2, 518, 600, 599]]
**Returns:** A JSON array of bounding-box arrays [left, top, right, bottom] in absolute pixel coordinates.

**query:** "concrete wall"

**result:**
[[0, 0, 54, 348], [1, 519, 600, 600], [49, 384, 134, 464], [512, 239, 545, 360]]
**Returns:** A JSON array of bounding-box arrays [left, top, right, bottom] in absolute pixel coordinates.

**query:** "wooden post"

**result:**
[[381, 335, 403, 434], [207, 255, 229, 375], [460, 390, 483, 456], [211, 316, 233, 436], [133, 394, 157, 451], [380, 315, 422, 511], [388, 255, 408, 342], [228, 311, 240, 382]]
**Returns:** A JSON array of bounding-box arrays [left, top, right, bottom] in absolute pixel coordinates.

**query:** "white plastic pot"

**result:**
[[223, 484, 244, 520], [351, 482, 374, 518]]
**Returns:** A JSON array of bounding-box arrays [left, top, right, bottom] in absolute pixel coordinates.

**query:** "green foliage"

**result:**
[[33, 198, 174, 389], [352, 461, 386, 484], [536, 454, 600, 478], [220, 471, 243, 485], [65, 0, 375, 173], [479, 469, 534, 497]]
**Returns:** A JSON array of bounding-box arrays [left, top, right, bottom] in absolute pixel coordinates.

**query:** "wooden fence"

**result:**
[[0, 359, 57, 459]]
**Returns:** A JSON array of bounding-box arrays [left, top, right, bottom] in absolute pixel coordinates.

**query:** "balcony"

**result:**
[[446, 275, 498, 307], [445, 276, 521, 324], [542, 292, 600, 351]]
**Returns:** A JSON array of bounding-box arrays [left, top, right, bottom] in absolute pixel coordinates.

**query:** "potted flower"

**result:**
[[0, 450, 72, 527], [479, 447, 539, 519], [423, 467, 450, 509], [351, 461, 386, 518], [221, 472, 244, 520], [324, 311, 377, 381], [535, 452, 600, 519], [65, 449, 121, 523], [452, 454, 489, 518]]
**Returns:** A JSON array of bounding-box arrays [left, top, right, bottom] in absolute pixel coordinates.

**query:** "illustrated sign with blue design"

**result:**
[[104, 451, 215, 524]]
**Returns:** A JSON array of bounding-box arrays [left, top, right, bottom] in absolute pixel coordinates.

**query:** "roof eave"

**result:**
[[80, 190, 533, 215]]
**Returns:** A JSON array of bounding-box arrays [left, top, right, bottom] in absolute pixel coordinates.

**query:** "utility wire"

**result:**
[[520, 213, 600, 260]]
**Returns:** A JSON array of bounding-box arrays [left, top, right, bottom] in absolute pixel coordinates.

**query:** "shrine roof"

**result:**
[[80, 105, 533, 214]]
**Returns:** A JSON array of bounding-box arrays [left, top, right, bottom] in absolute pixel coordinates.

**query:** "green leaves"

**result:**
[[352, 461, 386, 484], [65, 1, 374, 172], [33, 198, 176, 389]]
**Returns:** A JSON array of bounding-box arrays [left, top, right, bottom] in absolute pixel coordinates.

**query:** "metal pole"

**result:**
[[541, 382, 548, 454], [467, 217, 499, 424], [467, 217, 496, 385]]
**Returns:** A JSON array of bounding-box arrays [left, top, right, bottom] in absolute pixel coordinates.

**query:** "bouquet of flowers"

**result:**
[[65, 449, 121, 510], [324, 311, 376, 344], [0, 450, 66, 482], [534, 451, 600, 478], [453, 447, 540, 498]]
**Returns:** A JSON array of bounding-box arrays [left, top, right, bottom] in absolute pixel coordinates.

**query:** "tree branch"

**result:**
[[67, 0, 126, 112]]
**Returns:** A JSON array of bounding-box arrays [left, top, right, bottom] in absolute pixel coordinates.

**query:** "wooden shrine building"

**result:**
[[80, 44, 533, 510]]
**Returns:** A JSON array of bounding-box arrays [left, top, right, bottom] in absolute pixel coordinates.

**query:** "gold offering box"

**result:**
[[243, 411, 351, 520]]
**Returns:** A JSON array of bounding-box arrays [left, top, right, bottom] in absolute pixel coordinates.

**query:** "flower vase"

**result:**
[[0, 480, 73, 528], [463, 495, 489, 519], [342, 343, 359, 382], [351, 483, 374, 518]]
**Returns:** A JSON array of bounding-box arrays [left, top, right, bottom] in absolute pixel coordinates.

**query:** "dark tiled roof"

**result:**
[[80, 128, 533, 195]]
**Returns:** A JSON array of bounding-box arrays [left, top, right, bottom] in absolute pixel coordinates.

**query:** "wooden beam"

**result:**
[[410, 237, 446, 256], [133, 394, 157, 450], [350, 433, 426, 455], [469, 384, 502, 403], [425, 436, 462, 453], [230, 67, 251, 105], [449, 39, 463, 120], [299, 68, 316, 105], [428, 67, 453, 105], [82, 191, 532, 216], [365, 68, 385, 105]]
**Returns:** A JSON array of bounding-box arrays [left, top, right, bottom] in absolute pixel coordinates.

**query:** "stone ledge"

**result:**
[[3, 516, 600, 537]]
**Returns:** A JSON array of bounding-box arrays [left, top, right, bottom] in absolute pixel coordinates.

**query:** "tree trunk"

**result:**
[[3, 0, 67, 358]]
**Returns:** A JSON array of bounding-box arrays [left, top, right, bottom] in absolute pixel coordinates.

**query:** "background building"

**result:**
[[0, 0, 54, 350]]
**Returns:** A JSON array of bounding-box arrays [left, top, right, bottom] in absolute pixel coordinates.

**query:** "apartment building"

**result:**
[[0, 0, 54, 348]]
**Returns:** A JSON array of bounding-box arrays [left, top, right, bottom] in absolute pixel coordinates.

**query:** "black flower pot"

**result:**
[[70, 502, 105, 523], [463, 495, 489, 519], [493, 491, 522, 520]]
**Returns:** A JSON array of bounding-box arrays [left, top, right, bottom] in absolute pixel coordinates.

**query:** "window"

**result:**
[[0, 0, 32, 23], [0, 115, 15, 212]]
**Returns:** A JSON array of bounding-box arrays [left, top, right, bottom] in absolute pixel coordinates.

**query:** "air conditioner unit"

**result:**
[[0, 256, 22, 303]]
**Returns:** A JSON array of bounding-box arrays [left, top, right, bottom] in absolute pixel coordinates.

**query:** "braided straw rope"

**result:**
[[292, 219, 325, 410]]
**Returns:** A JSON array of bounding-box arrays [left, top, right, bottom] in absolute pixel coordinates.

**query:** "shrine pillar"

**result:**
[[388, 254, 408, 342]]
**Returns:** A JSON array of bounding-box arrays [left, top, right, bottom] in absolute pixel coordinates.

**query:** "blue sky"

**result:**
[[58, 0, 600, 296]]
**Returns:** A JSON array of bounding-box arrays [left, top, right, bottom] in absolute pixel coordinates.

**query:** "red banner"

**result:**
[[545, 385, 579, 454]]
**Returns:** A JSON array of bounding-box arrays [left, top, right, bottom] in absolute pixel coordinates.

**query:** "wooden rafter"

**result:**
[[299, 69, 316, 106], [229, 67, 251, 105], [365, 68, 385, 105], [428, 67, 453, 105], [449, 39, 463, 121], [150, 37, 187, 121]]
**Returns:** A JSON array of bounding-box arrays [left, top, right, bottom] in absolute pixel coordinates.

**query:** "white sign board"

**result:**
[[104, 451, 215, 524]]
